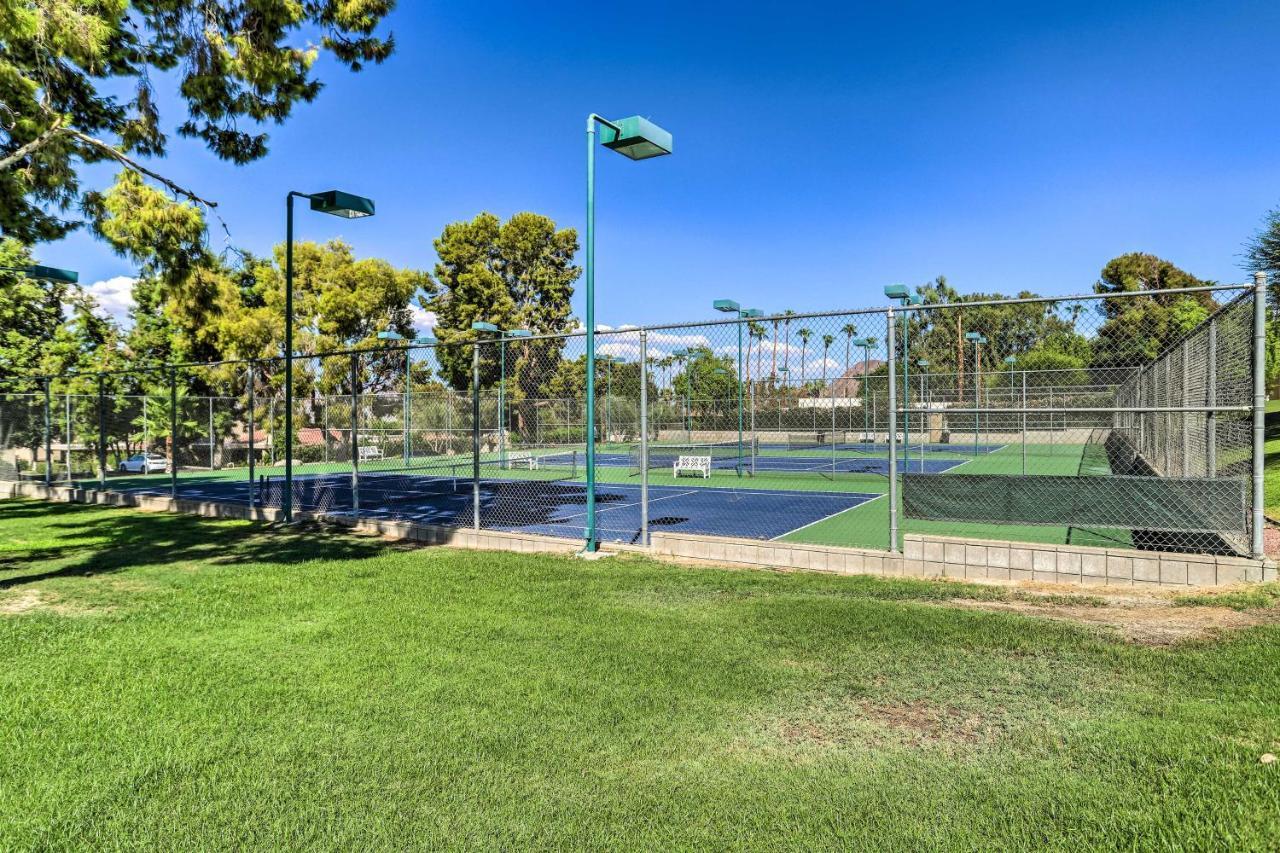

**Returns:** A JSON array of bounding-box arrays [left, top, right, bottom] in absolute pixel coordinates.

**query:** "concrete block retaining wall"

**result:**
[[3, 481, 1273, 588]]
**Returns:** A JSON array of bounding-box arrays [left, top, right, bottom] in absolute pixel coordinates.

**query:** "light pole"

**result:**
[[673, 348, 692, 440], [283, 190, 375, 522], [378, 329, 437, 466], [884, 286, 921, 464], [2, 264, 78, 485], [777, 366, 789, 433], [597, 354, 618, 445], [849, 338, 872, 444], [714, 300, 763, 476], [965, 332, 987, 455], [584, 113, 672, 551], [499, 328, 530, 464]]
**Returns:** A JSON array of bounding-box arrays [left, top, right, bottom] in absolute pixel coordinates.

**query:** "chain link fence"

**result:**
[[2, 280, 1266, 559]]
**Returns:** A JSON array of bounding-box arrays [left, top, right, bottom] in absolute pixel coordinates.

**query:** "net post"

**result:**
[[170, 367, 178, 500], [640, 330, 650, 547], [96, 374, 106, 491], [350, 351, 360, 517], [1252, 272, 1267, 558], [1207, 318, 1217, 477], [247, 363, 256, 511], [472, 341, 481, 531], [43, 377, 52, 488], [886, 309, 899, 553]]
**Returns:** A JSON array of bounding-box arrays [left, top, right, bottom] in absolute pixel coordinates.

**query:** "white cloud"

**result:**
[[410, 304, 437, 336], [81, 276, 137, 327]]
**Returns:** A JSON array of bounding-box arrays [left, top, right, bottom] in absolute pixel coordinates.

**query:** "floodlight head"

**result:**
[[713, 298, 741, 313], [413, 336, 438, 345], [883, 284, 909, 300], [917, 359, 930, 367], [672, 348, 688, 357], [505, 329, 531, 338], [964, 331, 983, 341], [309, 190, 375, 219], [743, 308, 764, 318], [1003, 355, 1017, 364], [850, 337, 870, 346], [377, 329, 404, 341], [601, 116, 673, 160], [471, 321, 499, 333], [22, 265, 79, 284], [907, 293, 923, 305]]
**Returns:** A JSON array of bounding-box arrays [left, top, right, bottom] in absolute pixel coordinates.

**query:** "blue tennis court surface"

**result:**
[[114, 473, 880, 543], [584, 450, 971, 475]]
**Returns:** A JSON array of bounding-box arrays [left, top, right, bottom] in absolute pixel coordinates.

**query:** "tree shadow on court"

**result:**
[[0, 502, 396, 589]]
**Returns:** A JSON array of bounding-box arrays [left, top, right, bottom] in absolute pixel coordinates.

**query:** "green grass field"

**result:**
[[1, 500, 1277, 847]]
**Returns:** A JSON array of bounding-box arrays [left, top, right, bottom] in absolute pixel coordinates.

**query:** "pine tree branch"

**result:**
[[65, 129, 219, 209], [0, 113, 65, 171]]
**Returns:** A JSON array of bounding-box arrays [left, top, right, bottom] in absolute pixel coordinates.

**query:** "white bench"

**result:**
[[673, 455, 711, 479], [358, 445, 383, 462], [503, 451, 539, 470]]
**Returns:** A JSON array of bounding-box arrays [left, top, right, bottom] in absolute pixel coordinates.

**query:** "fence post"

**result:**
[[247, 363, 256, 510], [886, 310, 898, 553], [472, 341, 481, 531], [170, 367, 178, 500], [208, 395, 215, 471], [350, 352, 360, 517], [640, 330, 649, 547], [1252, 271, 1267, 558], [43, 377, 52, 488], [65, 393, 71, 483], [1207, 318, 1217, 477], [1020, 370, 1027, 475], [96, 374, 107, 491]]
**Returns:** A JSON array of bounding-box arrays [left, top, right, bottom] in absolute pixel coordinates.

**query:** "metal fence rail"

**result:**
[[0, 279, 1266, 559]]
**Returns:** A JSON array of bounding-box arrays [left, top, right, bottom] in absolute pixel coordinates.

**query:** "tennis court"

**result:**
[[110, 467, 878, 543]]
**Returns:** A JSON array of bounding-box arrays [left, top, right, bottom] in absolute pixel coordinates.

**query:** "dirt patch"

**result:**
[[1264, 524, 1280, 559], [0, 590, 106, 617], [770, 697, 987, 752], [858, 699, 985, 745], [944, 596, 1278, 645]]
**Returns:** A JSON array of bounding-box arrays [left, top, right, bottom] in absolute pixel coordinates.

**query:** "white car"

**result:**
[[118, 453, 169, 474]]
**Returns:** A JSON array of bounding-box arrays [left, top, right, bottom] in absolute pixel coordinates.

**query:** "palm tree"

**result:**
[[796, 328, 812, 389], [749, 321, 767, 391], [821, 334, 834, 394], [781, 310, 796, 377], [770, 316, 780, 384], [841, 323, 857, 392]]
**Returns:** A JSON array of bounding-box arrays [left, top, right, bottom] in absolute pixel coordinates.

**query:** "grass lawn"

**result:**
[[2, 500, 1278, 848]]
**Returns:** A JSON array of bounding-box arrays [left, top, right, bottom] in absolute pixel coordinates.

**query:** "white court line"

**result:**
[[770, 493, 887, 540], [549, 488, 699, 524]]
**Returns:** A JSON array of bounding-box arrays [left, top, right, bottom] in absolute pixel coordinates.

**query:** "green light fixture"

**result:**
[[282, 188, 375, 522], [600, 116, 674, 160], [0, 264, 80, 284], [583, 112, 673, 551], [309, 190, 375, 218]]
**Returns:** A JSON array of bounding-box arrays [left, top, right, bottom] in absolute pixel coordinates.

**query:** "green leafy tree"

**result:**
[[1, 1, 395, 244], [425, 212, 580, 393], [1091, 253, 1216, 369], [1243, 208, 1280, 392]]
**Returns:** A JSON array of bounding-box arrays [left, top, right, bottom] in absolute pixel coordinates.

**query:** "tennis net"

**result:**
[[627, 439, 756, 474]]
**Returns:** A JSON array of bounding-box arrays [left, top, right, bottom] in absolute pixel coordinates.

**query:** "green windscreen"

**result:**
[[901, 474, 1247, 533]]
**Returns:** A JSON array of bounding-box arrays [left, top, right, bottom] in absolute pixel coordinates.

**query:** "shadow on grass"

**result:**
[[0, 502, 393, 589]]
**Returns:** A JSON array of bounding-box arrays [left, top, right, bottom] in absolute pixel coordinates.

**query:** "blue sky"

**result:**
[[46, 0, 1280, 330]]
